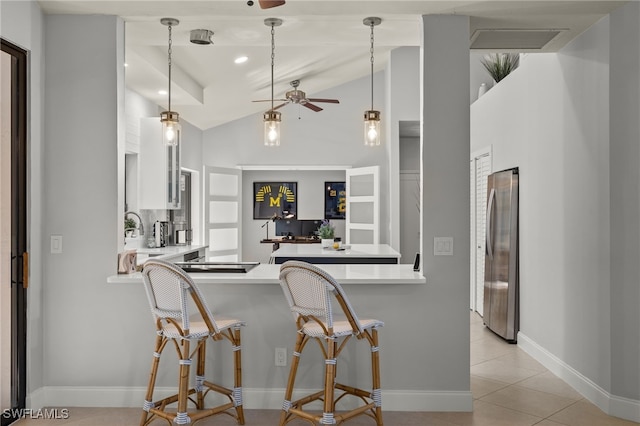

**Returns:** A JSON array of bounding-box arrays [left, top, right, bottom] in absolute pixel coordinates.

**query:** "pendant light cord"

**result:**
[[167, 23, 173, 112], [270, 23, 275, 111], [370, 21, 375, 110]]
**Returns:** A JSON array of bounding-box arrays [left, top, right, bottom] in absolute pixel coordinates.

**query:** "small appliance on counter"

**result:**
[[154, 221, 169, 247], [173, 221, 191, 246]]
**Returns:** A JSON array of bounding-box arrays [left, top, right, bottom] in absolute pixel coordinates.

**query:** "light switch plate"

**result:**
[[434, 237, 453, 256], [51, 235, 63, 254]]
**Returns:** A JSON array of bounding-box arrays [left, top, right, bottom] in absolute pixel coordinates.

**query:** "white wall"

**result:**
[[471, 8, 639, 420], [0, 0, 45, 399], [420, 14, 472, 399], [609, 1, 640, 406], [41, 12, 128, 392]]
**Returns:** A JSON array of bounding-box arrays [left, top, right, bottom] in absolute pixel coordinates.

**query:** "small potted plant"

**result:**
[[124, 218, 137, 237], [316, 219, 335, 248], [481, 53, 520, 84]]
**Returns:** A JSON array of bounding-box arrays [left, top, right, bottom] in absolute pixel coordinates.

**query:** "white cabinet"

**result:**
[[139, 117, 181, 210]]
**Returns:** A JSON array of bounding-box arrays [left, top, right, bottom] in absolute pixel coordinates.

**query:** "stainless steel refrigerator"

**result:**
[[484, 167, 519, 342]]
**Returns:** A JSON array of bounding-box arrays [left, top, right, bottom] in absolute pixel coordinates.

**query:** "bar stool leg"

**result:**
[[370, 328, 383, 426], [233, 326, 246, 425], [279, 332, 305, 426], [322, 338, 338, 425], [140, 335, 165, 426], [196, 339, 206, 409], [176, 339, 191, 425]]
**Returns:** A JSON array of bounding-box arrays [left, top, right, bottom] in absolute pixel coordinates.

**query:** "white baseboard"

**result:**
[[26, 386, 472, 412], [518, 332, 640, 423]]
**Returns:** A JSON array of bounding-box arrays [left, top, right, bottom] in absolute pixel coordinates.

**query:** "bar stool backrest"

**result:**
[[141, 258, 220, 335], [279, 260, 363, 336]]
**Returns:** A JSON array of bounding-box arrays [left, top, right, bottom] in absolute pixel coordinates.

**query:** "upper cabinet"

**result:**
[[139, 117, 181, 210]]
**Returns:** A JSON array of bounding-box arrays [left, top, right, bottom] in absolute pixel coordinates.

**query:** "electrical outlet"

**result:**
[[275, 347, 287, 367]]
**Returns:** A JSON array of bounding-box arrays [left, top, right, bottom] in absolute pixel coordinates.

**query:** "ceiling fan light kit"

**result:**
[[160, 17, 181, 147], [363, 17, 382, 146], [263, 17, 283, 147]]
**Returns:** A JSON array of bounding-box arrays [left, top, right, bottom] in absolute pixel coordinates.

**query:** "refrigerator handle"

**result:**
[[486, 188, 495, 259]]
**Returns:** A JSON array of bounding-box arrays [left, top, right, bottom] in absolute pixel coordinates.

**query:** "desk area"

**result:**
[[270, 243, 401, 264]]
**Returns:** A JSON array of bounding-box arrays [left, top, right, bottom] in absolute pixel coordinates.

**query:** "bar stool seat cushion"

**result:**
[[161, 315, 245, 339], [300, 316, 384, 338]]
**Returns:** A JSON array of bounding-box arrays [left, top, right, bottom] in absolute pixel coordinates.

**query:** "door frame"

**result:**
[[1, 38, 28, 426], [470, 146, 492, 314]]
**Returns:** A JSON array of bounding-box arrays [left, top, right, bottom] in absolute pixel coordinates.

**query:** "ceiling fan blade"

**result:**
[[272, 102, 289, 111], [307, 98, 340, 104], [303, 102, 323, 112], [259, 0, 286, 9], [253, 99, 288, 103]]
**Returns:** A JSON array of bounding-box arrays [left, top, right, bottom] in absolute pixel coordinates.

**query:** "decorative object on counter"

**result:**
[[262, 17, 283, 147], [363, 17, 382, 146], [253, 182, 297, 219], [481, 53, 520, 83], [477, 82, 488, 99], [117, 249, 137, 274], [146, 238, 156, 248], [317, 219, 335, 248], [124, 218, 137, 237], [124, 211, 144, 237], [325, 181, 346, 219], [332, 237, 342, 250]]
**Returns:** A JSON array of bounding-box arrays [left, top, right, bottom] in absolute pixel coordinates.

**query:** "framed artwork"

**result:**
[[325, 181, 346, 219], [253, 182, 297, 220]]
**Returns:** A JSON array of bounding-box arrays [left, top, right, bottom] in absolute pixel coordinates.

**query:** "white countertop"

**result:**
[[108, 263, 425, 285], [270, 243, 401, 259], [130, 245, 206, 263]]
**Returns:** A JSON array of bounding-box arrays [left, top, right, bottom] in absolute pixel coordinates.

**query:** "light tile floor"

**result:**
[[15, 312, 638, 425]]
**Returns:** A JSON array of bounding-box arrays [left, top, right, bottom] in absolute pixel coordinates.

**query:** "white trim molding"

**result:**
[[26, 386, 473, 413], [518, 332, 640, 423]]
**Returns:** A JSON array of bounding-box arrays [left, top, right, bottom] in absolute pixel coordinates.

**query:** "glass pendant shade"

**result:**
[[161, 111, 181, 146], [263, 110, 281, 146], [364, 110, 381, 146]]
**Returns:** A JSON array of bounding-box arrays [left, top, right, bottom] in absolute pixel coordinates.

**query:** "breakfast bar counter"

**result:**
[[107, 263, 425, 285]]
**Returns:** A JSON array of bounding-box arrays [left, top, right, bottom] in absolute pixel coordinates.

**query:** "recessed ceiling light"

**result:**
[[124, 63, 129, 67], [234, 56, 249, 64], [158, 90, 167, 95]]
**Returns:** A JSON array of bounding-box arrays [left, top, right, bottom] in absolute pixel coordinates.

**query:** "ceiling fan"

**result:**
[[255, 80, 340, 112]]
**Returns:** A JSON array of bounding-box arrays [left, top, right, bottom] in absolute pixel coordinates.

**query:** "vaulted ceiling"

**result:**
[[38, 0, 625, 129]]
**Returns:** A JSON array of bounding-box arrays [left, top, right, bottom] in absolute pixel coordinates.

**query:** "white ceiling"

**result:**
[[37, 0, 625, 130]]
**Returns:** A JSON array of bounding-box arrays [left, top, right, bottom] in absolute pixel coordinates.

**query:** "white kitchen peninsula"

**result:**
[[108, 263, 423, 285]]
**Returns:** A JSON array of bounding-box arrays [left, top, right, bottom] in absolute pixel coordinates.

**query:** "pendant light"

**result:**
[[160, 18, 180, 146], [363, 17, 382, 146], [263, 18, 283, 147]]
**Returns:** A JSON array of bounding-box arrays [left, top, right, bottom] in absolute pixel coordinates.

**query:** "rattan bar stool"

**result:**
[[278, 260, 384, 425], [139, 259, 245, 426]]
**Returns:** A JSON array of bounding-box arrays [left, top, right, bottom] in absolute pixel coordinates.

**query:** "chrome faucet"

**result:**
[[124, 211, 144, 236]]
